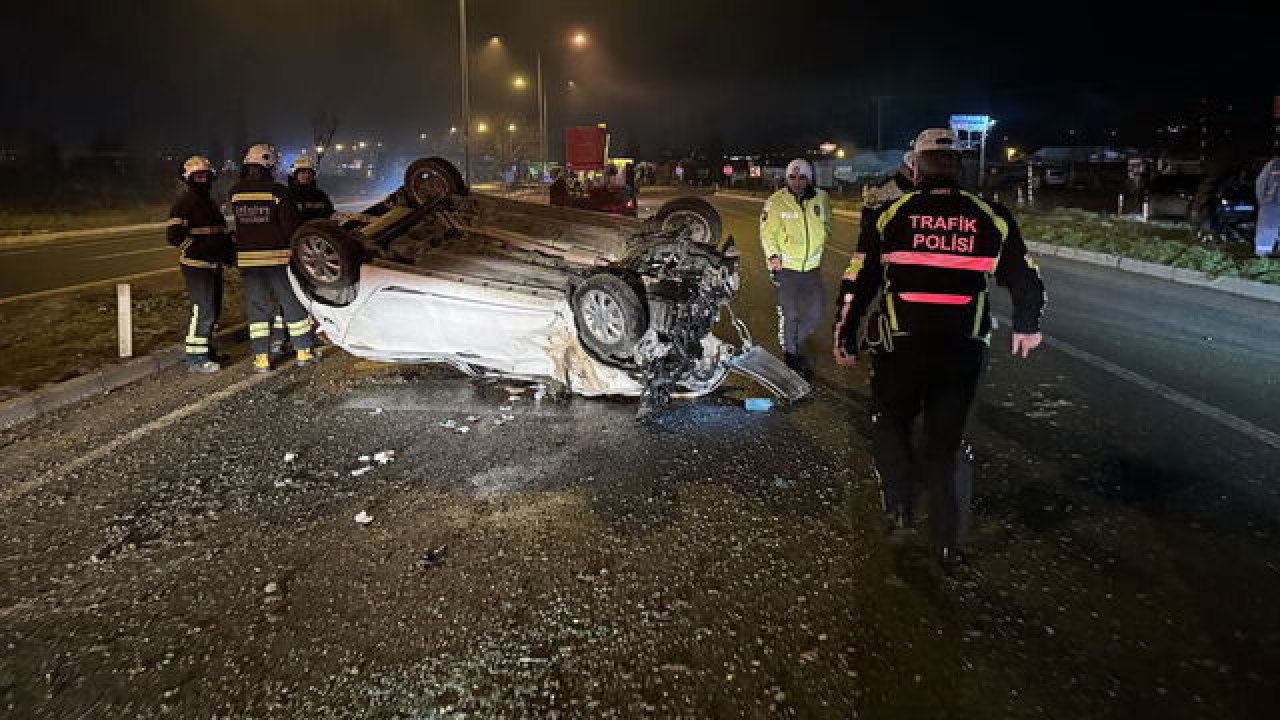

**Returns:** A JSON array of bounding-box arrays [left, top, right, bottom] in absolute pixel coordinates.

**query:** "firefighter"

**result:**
[[167, 156, 235, 373], [760, 157, 832, 379], [832, 128, 1046, 567], [228, 144, 317, 372], [288, 156, 334, 222]]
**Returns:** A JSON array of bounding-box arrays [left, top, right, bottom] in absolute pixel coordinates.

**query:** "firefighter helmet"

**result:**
[[242, 143, 279, 168], [290, 156, 316, 174], [181, 155, 214, 180]]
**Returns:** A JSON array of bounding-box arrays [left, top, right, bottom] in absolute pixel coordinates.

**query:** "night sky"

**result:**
[[2, 1, 1274, 157]]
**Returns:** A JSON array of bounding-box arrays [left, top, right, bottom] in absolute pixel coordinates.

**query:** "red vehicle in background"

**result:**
[[554, 126, 637, 217]]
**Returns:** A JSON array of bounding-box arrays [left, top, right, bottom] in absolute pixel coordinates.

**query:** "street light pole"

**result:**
[[458, 0, 471, 183], [537, 51, 547, 178]]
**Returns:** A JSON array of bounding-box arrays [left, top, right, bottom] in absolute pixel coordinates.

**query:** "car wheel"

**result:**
[[403, 157, 468, 209], [291, 220, 362, 297], [653, 196, 723, 245], [572, 273, 648, 363]]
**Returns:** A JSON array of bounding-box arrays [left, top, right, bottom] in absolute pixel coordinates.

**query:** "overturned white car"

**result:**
[[288, 157, 807, 413]]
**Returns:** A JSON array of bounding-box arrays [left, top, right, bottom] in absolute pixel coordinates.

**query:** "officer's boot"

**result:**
[[253, 354, 271, 373]]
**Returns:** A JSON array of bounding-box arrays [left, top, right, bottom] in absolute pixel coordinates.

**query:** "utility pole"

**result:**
[[537, 51, 546, 178], [458, 0, 471, 183], [875, 96, 885, 151]]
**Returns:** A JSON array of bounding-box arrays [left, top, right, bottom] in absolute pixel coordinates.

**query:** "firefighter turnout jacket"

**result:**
[[837, 179, 1044, 350], [760, 185, 833, 272], [166, 188, 234, 268], [289, 181, 335, 222], [228, 178, 304, 267]]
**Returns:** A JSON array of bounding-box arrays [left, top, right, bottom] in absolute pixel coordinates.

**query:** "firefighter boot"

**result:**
[[295, 348, 317, 367], [253, 354, 271, 373]]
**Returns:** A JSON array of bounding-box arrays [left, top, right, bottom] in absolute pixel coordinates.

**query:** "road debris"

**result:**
[[282, 452, 297, 463], [353, 511, 374, 525], [350, 466, 372, 478]]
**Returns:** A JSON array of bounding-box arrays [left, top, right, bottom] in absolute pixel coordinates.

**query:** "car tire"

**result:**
[[291, 220, 362, 302], [571, 273, 648, 363], [403, 157, 468, 209], [653, 196, 723, 246]]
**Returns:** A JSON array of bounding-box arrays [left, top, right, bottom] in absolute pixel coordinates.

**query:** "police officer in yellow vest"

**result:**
[[760, 158, 832, 379]]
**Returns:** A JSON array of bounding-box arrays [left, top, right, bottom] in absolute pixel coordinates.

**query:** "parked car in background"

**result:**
[[1145, 173, 1205, 220]]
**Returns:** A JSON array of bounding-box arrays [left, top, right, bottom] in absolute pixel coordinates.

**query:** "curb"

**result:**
[[0, 221, 168, 249], [0, 324, 248, 433], [1026, 242, 1280, 305], [713, 191, 860, 220]]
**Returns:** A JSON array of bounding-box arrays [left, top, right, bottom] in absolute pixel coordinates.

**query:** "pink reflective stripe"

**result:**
[[898, 292, 972, 305], [883, 251, 997, 272]]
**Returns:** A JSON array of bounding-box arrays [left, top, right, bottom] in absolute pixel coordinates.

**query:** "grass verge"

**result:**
[[0, 272, 246, 401], [0, 204, 170, 236], [1016, 208, 1280, 286]]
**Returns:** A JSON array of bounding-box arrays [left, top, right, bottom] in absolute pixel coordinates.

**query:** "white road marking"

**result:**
[[0, 267, 179, 306], [84, 246, 171, 261], [993, 314, 1280, 450], [1, 370, 277, 504]]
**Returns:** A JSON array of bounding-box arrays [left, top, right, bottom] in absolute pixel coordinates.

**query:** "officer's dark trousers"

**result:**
[[180, 265, 223, 362], [775, 268, 824, 354], [240, 266, 315, 355], [870, 336, 987, 549]]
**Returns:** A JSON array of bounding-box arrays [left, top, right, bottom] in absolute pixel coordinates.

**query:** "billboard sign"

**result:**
[[950, 114, 994, 134]]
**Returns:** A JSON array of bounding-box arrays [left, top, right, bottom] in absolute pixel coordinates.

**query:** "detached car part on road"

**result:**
[[288, 157, 808, 413]]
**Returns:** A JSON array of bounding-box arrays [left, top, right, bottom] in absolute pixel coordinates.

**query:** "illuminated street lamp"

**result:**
[[335, 143, 345, 151], [571, 31, 588, 48], [507, 122, 518, 132], [449, 126, 458, 134], [315, 145, 325, 154], [358, 141, 368, 149], [835, 148, 847, 159], [512, 75, 528, 90], [476, 121, 489, 134], [419, 132, 427, 140]]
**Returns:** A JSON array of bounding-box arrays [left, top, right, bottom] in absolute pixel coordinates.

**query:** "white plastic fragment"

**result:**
[[465, 415, 480, 422], [369, 407, 384, 415], [358, 455, 371, 462], [282, 452, 297, 463], [456, 426, 470, 434], [354, 511, 374, 525], [499, 406, 513, 412], [373, 450, 396, 465], [350, 466, 373, 477], [439, 419, 458, 429], [506, 395, 521, 403]]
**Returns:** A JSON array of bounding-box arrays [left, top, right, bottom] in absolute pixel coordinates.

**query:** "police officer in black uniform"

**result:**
[[228, 144, 317, 372], [833, 128, 1046, 567], [167, 156, 235, 373]]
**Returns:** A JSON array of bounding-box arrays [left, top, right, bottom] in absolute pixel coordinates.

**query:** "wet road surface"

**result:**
[[0, 191, 1277, 718]]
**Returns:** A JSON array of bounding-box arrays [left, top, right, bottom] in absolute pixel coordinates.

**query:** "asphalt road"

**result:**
[[0, 191, 1277, 718]]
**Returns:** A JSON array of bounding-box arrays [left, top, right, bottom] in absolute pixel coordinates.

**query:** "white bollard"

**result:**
[[117, 283, 132, 358], [1117, 193, 1125, 216], [1142, 197, 1151, 222]]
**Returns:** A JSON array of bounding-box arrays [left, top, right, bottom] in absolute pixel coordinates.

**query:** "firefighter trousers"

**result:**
[[869, 336, 987, 550], [240, 266, 315, 355], [180, 265, 223, 362]]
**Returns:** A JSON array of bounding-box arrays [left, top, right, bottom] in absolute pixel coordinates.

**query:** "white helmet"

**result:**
[[242, 143, 278, 168], [290, 156, 316, 174], [182, 155, 214, 180], [785, 157, 814, 180]]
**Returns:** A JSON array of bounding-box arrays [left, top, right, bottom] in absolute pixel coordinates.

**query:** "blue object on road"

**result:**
[[744, 397, 774, 412]]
